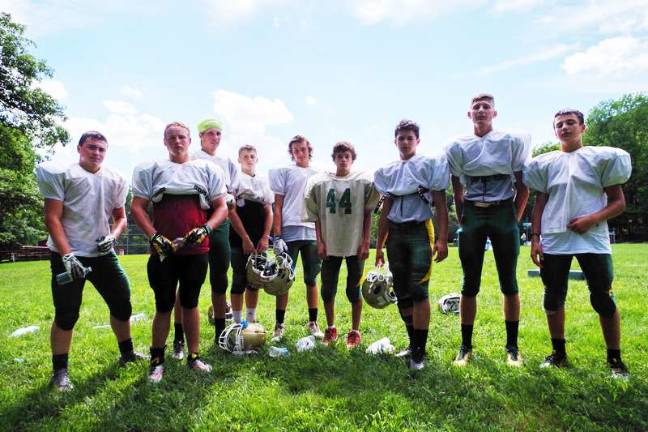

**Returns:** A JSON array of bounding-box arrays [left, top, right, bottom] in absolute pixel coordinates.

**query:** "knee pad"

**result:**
[[543, 289, 565, 313], [180, 287, 201, 309], [500, 283, 519, 296], [230, 274, 246, 295], [590, 291, 616, 318], [410, 283, 429, 303], [461, 280, 480, 297], [321, 283, 337, 303], [55, 311, 79, 331], [398, 298, 413, 312], [345, 285, 361, 304], [210, 273, 228, 294], [109, 301, 132, 322]]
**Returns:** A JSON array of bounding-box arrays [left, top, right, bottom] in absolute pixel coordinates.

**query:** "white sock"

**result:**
[[246, 308, 256, 322], [232, 310, 242, 323]]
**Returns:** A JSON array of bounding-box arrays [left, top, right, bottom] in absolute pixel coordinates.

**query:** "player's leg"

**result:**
[[209, 220, 231, 341], [320, 255, 342, 345], [230, 247, 247, 323], [172, 292, 184, 359], [539, 253, 571, 368], [408, 221, 434, 369], [386, 224, 414, 356], [345, 255, 364, 348], [178, 254, 210, 371], [245, 287, 259, 322], [301, 240, 322, 336]]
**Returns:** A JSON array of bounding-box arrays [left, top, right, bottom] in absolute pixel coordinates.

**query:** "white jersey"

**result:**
[[36, 162, 128, 257], [236, 172, 274, 205], [304, 171, 380, 257], [374, 154, 449, 223], [524, 146, 631, 254], [132, 159, 226, 208], [445, 129, 531, 202], [269, 165, 318, 230]]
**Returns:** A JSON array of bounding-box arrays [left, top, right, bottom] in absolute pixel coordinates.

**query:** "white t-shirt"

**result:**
[[36, 162, 128, 257], [269, 165, 318, 233], [236, 172, 274, 205], [192, 150, 240, 193], [374, 154, 449, 223], [445, 130, 531, 202], [304, 171, 380, 257], [132, 159, 226, 208], [524, 146, 631, 254]]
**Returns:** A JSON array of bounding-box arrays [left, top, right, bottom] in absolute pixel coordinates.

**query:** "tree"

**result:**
[[585, 93, 648, 241]]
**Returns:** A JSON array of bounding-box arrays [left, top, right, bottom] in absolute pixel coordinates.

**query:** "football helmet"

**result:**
[[362, 269, 397, 309], [263, 252, 295, 296], [438, 293, 461, 314], [246, 252, 275, 289], [218, 321, 267, 354]]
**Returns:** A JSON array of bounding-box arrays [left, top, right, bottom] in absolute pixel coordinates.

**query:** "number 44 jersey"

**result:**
[[304, 171, 380, 257]]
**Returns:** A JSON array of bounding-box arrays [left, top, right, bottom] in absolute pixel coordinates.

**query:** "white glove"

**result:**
[[96, 234, 116, 254], [273, 238, 288, 255], [62, 253, 87, 280]]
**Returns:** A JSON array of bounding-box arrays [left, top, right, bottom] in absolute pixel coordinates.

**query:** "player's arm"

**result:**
[[44, 198, 72, 255], [567, 185, 626, 234], [375, 196, 393, 267], [131, 197, 156, 237], [451, 175, 464, 225], [513, 171, 529, 222], [432, 190, 448, 262], [256, 203, 273, 252], [357, 208, 372, 261], [207, 196, 228, 231], [530, 192, 547, 268], [229, 206, 255, 254], [110, 207, 128, 239], [273, 194, 284, 237], [315, 219, 327, 259]]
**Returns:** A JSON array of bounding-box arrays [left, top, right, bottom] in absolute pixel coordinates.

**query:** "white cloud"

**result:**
[[562, 36, 648, 77], [480, 43, 579, 74], [202, 0, 286, 26], [102, 100, 138, 115], [349, 0, 487, 25], [493, 0, 545, 13], [305, 96, 317, 105], [120, 85, 143, 99], [34, 79, 68, 101]]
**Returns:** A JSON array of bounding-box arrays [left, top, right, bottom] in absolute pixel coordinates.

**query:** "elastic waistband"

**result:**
[[467, 174, 510, 183], [388, 219, 428, 229], [465, 198, 513, 208]]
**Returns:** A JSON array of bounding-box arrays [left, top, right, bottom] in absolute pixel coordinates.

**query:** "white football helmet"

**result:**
[[218, 321, 267, 354], [246, 253, 276, 289], [438, 293, 461, 314], [263, 252, 295, 296], [362, 269, 397, 309]]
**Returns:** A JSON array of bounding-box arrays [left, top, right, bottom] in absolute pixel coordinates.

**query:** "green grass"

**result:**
[[1, 245, 647, 431]]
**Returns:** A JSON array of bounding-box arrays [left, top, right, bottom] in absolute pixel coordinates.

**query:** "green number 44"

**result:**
[[326, 188, 352, 214]]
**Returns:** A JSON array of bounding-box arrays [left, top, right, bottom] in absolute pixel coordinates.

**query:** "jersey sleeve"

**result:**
[[35, 164, 65, 201], [206, 163, 227, 200], [228, 160, 241, 194], [600, 148, 632, 187], [428, 156, 450, 191], [364, 181, 381, 211], [303, 178, 320, 223], [114, 175, 129, 209], [131, 163, 153, 200], [511, 133, 532, 172], [269, 168, 286, 196], [523, 157, 548, 193], [444, 141, 463, 177], [373, 168, 390, 195], [262, 179, 275, 204]]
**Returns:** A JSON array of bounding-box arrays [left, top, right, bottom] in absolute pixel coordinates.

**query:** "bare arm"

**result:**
[[567, 185, 626, 234], [130, 196, 156, 237], [315, 219, 326, 259], [229, 206, 255, 254], [110, 207, 128, 239], [530, 192, 547, 268], [44, 199, 72, 255], [357, 209, 372, 261], [273, 194, 284, 237], [206, 196, 228, 231], [514, 171, 529, 222], [451, 175, 464, 225], [375, 196, 393, 266], [432, 190, 448, 263], [256, 203, 273, 252]]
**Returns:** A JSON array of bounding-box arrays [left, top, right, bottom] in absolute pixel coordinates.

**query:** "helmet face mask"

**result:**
[[246, 253, 275, 289], [362, 269, 397, 309], [245, 252, 295, 295], [263, 252, 295, 296], [218, 321, 267, 354], [438, 293, 461, 314]]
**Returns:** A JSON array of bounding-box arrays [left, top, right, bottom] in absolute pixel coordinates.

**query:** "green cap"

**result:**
[[197, 119, 223, 133]]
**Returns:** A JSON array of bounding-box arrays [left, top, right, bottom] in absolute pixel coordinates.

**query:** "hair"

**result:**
[[238, 144, 257, 155], [288, 135, 313, 160], [164, 121, 191, 138], [471, 93, 495, 106], [331, 141, 357, 161], [394, 119, 420, 139], [554, 109, 585, 125], [78, 131, 107, 146]]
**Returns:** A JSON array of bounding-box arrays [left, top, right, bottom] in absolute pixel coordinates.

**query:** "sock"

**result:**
[[52, 353, 68, 371], [215, 319, 226, 339], [173, 322, 184, 343], [505, 320, 519, 349], [118, 338, 134, 356], [461, 324, 474, 349], [402, 314, 414, 347], [607, 349, 621, 362], [232, 310, 242, 323], [188, 352, 200, 363], [308, 308, 318, 322], [551, 338, 566, 356], [150, 346, 165, 365], [413, 329, 429, 351], [246, 308, 256, 322], [276, 309, 286, 325]]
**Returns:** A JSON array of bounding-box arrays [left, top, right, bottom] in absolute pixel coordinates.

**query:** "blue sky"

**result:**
[[3, 0, 648, 177]]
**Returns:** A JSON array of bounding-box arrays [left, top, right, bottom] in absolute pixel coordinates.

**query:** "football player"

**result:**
[[374, 120, 450, 370], [304, 141, 379, 348], [131, 122, 228, 383], [36, 131, 145, 391], [229, 145, 274, 323], [445, 94, 530, 367], [269, 135, 323, 341], [525, 109, 631, 378]]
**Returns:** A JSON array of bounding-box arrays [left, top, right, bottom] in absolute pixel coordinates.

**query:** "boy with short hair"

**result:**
[[304, 141, 379, 348], [375, 120, 450, 370], [525, 109, 632, 378]]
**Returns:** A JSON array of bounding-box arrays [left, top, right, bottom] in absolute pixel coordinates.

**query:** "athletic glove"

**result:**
[[185, 224, 212, 245], [150, 233, 176, 257], [62, 253, 87, 280], [273, 237, 288, 255], [96, 234, 116, 254]]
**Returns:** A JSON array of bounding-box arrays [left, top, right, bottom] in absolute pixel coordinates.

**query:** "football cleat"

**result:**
[[346, 330, 362, 349], [306, 321, 324, 339], [219, 321, 267, 354], [438, 293, 461, 314], [453, 345, 473, 367], [506, 347, 523, 367], [271, 324, 285, 342], [148, 364, 165, 383], [188, 356, 212, 373], [395, 347, 412, 359], [540, 352, 568, 369], [172, 340, 185, 360], [322, 327, 338, 346], [409, 348, 426, 371], [608, 358, 629, 379], [119, 351, 147, 366], [362, 269, 397, 309], [50, 368, 73, 392]]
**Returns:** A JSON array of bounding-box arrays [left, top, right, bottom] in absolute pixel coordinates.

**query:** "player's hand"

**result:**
[[96, 234, 116, 254], [357, 241, 370, 261], [433, 239, 448, 263], [242, 236, 255, 255], [567, 215, 597, 234], [225, 193, 236, 210], [273, 238, 287, 255], [256, 235, 269, 253], [317, 241, 327, 260], [530, 238, 543, 268], [185, 225, 212, 245], [62, 253, 87, 279], [150, 233, 177, 256], [375, 248, 385, 267]]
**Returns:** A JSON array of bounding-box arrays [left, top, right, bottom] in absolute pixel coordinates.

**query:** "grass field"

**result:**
[[1, 245, 647, 431]]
